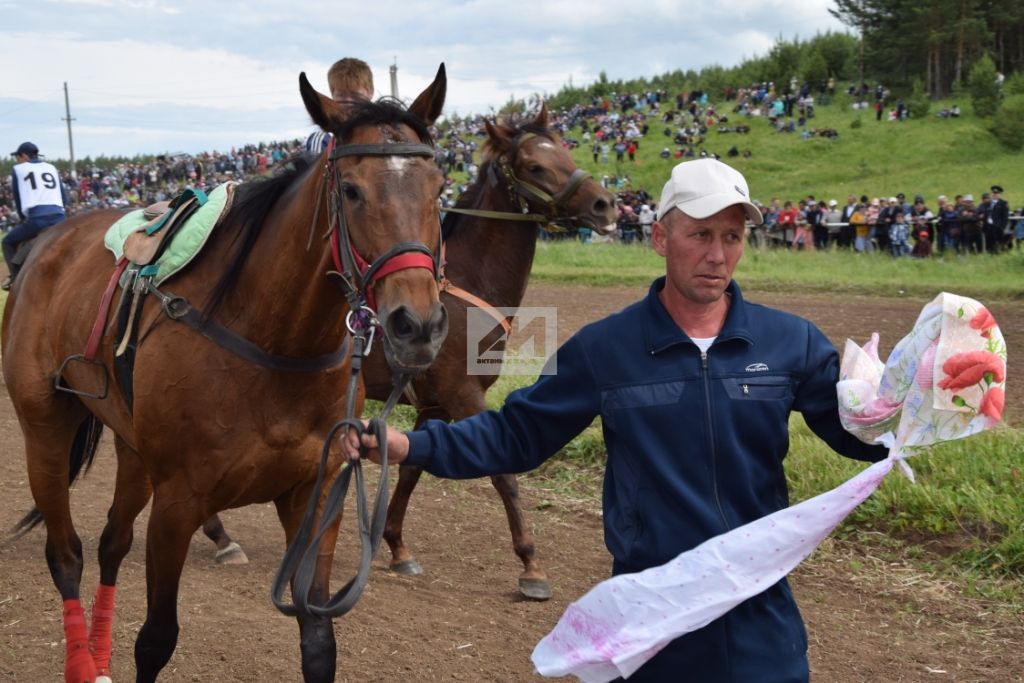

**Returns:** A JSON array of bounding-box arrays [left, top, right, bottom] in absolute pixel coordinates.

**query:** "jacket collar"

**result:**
[[645, 277, 754, 354]]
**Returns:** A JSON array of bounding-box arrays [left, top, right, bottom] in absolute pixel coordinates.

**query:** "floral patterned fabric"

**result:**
[[531, 293, 1006, 682]]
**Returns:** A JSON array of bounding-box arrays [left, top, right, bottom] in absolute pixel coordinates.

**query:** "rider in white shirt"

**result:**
[[3, 141, 69, 289]]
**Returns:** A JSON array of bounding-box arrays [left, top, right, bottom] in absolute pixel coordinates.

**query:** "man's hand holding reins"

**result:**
[[344, 421, 410, 464]]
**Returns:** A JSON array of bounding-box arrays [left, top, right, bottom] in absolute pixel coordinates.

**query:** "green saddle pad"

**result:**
[[104, 182, 236, 284]]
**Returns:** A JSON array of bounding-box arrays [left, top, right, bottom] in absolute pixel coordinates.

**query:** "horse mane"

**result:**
[[202, 98, 433, 318], [441, 118, 558, 241]]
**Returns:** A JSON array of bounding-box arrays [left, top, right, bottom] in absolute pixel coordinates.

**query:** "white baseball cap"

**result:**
[[657, 158, 762, 224]]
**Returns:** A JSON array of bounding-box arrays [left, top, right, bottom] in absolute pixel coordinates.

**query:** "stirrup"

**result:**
[[54, 354, 109, 400]]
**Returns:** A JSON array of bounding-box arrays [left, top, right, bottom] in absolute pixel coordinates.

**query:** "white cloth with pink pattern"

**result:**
[[532, 293, 1007, 682]]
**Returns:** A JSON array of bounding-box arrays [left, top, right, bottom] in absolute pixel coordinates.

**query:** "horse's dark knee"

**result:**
[[135, 619, 179, 683], [45, 535, 84, 600], [98, 523, 133, 586], [299, 615, 337, 682]]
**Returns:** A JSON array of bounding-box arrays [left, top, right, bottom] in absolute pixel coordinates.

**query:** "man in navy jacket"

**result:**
[[349, 158, 887, 682]]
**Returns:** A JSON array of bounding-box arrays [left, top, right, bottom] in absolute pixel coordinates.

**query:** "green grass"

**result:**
[[531, 239, 1024, 300], [561, 95, 1022, 205]]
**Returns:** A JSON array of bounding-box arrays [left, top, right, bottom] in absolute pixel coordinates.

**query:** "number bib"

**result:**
[[13, 161, 63, 213]]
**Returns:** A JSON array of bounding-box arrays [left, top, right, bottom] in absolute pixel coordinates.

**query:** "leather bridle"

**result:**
[[445, 132, 591, 233]]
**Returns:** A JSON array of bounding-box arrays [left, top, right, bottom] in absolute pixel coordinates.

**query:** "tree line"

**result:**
[[542, 1, 1022, 109]]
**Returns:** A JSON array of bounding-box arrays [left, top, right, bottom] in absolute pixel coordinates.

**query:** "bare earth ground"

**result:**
[[1, 283, 1022, 682]]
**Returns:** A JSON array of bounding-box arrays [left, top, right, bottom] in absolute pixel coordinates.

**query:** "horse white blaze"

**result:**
[[387, 157, 411, 174]]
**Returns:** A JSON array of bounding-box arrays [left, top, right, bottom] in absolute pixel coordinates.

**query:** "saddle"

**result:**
[[60, 184, 236, 406], [122, 190, 205, 266]]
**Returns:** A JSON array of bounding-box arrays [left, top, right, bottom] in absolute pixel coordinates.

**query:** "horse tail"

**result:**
[[9, 415, 105, 539]]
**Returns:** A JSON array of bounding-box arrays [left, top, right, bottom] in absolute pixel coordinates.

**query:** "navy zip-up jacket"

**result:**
[[406, 277, 886, 682]]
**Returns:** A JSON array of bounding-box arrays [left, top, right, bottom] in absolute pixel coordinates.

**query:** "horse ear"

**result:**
[[299, 72, 336, 131], [484, 119, 512, 154], [533, 102, 549, 129], [408, 63, 446, 126]]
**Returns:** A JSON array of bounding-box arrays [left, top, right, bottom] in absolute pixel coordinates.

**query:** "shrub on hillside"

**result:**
[[906, 79, 930, 119], [991, 94, 1024, 150], [968, 54, 1000, 118], [1005, 72, 1024, 97]]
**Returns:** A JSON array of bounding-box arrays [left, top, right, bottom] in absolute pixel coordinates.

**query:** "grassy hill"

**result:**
[[559, 96, 1022, 208]]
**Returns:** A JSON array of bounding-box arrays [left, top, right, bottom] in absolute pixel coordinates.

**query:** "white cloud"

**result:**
[[2, 1, 849, 158]]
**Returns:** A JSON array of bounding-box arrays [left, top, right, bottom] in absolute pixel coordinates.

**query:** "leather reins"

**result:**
[[270, 135, 442, 620]]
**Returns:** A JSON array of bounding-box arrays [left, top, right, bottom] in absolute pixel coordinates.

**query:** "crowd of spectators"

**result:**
[[4, 83, 1021, 256], [0, 140, 303, 233], [749, 190, 1022, 256]]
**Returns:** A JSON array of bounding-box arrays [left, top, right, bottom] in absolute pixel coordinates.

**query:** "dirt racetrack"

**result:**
[[1, 283, 1022, 682]]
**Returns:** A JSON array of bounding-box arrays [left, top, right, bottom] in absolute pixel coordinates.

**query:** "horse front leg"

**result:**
[[490, 473, 551, 600], [449, 397, 551, 601], [383, 464, 426, 575], [90, 437, 153, 680], [383, 406, 448, 576], [134, 487, 202, 683], [275, 492, 339, 683]]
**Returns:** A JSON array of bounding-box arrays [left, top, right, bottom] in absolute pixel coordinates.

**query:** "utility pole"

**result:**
[[62, 82, 76, 179], [390, 57, 399, 100]]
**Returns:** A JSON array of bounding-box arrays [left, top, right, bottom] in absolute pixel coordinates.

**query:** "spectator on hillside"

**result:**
[[911, 230, 933, 258], [811, 200, 830, 249], [775, 199, 797, 248], [909, 195, 934, 242], [939, 196, 962, 254], [793, 200, 813, 250], [638, 203, 656, 244], [838, 194, 857, 249], [889, 211, 911, 257], [988, 185, 1009, 251], [852, 198, 873, 253], [959, 194, 983, 254]]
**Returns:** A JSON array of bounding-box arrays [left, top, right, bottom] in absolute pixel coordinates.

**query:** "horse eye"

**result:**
[[341, 184, 360, 202], [527, 164, 542, 175]]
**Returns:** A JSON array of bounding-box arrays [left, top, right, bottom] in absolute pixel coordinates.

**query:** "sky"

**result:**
[[1, 0, 849, 161]]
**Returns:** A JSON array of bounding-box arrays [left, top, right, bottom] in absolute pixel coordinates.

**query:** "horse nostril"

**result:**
[[429, 303, 449, 344], [387, 306, 419, 341], [594, 198, 610, 215]]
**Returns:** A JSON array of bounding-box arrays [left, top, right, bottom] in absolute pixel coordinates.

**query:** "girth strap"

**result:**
[[143, 280, 351, 373]]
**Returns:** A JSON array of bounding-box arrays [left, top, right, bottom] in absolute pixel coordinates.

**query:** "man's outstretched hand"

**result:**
[[343, 421, 410, 465]]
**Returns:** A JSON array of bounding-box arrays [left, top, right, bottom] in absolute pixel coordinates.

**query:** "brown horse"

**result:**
[[2, 67, 448, 682], [204, 106, 616, 598], [370, 107, 614, 598]]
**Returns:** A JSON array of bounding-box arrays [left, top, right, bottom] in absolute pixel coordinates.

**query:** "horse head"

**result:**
[[483, 104, 615, 234], [300, 65, 449, 372]]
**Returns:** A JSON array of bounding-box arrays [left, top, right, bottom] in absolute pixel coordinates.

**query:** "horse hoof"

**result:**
[[96, 676, 114, 683], [390, 559, 424, 576], [215, 541, 249, 565], [519, 578, 552, 601]]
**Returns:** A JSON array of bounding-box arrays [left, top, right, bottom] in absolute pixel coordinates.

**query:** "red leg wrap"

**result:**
[[63, 599, 97, 683], [88, 584, 117, 675]]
